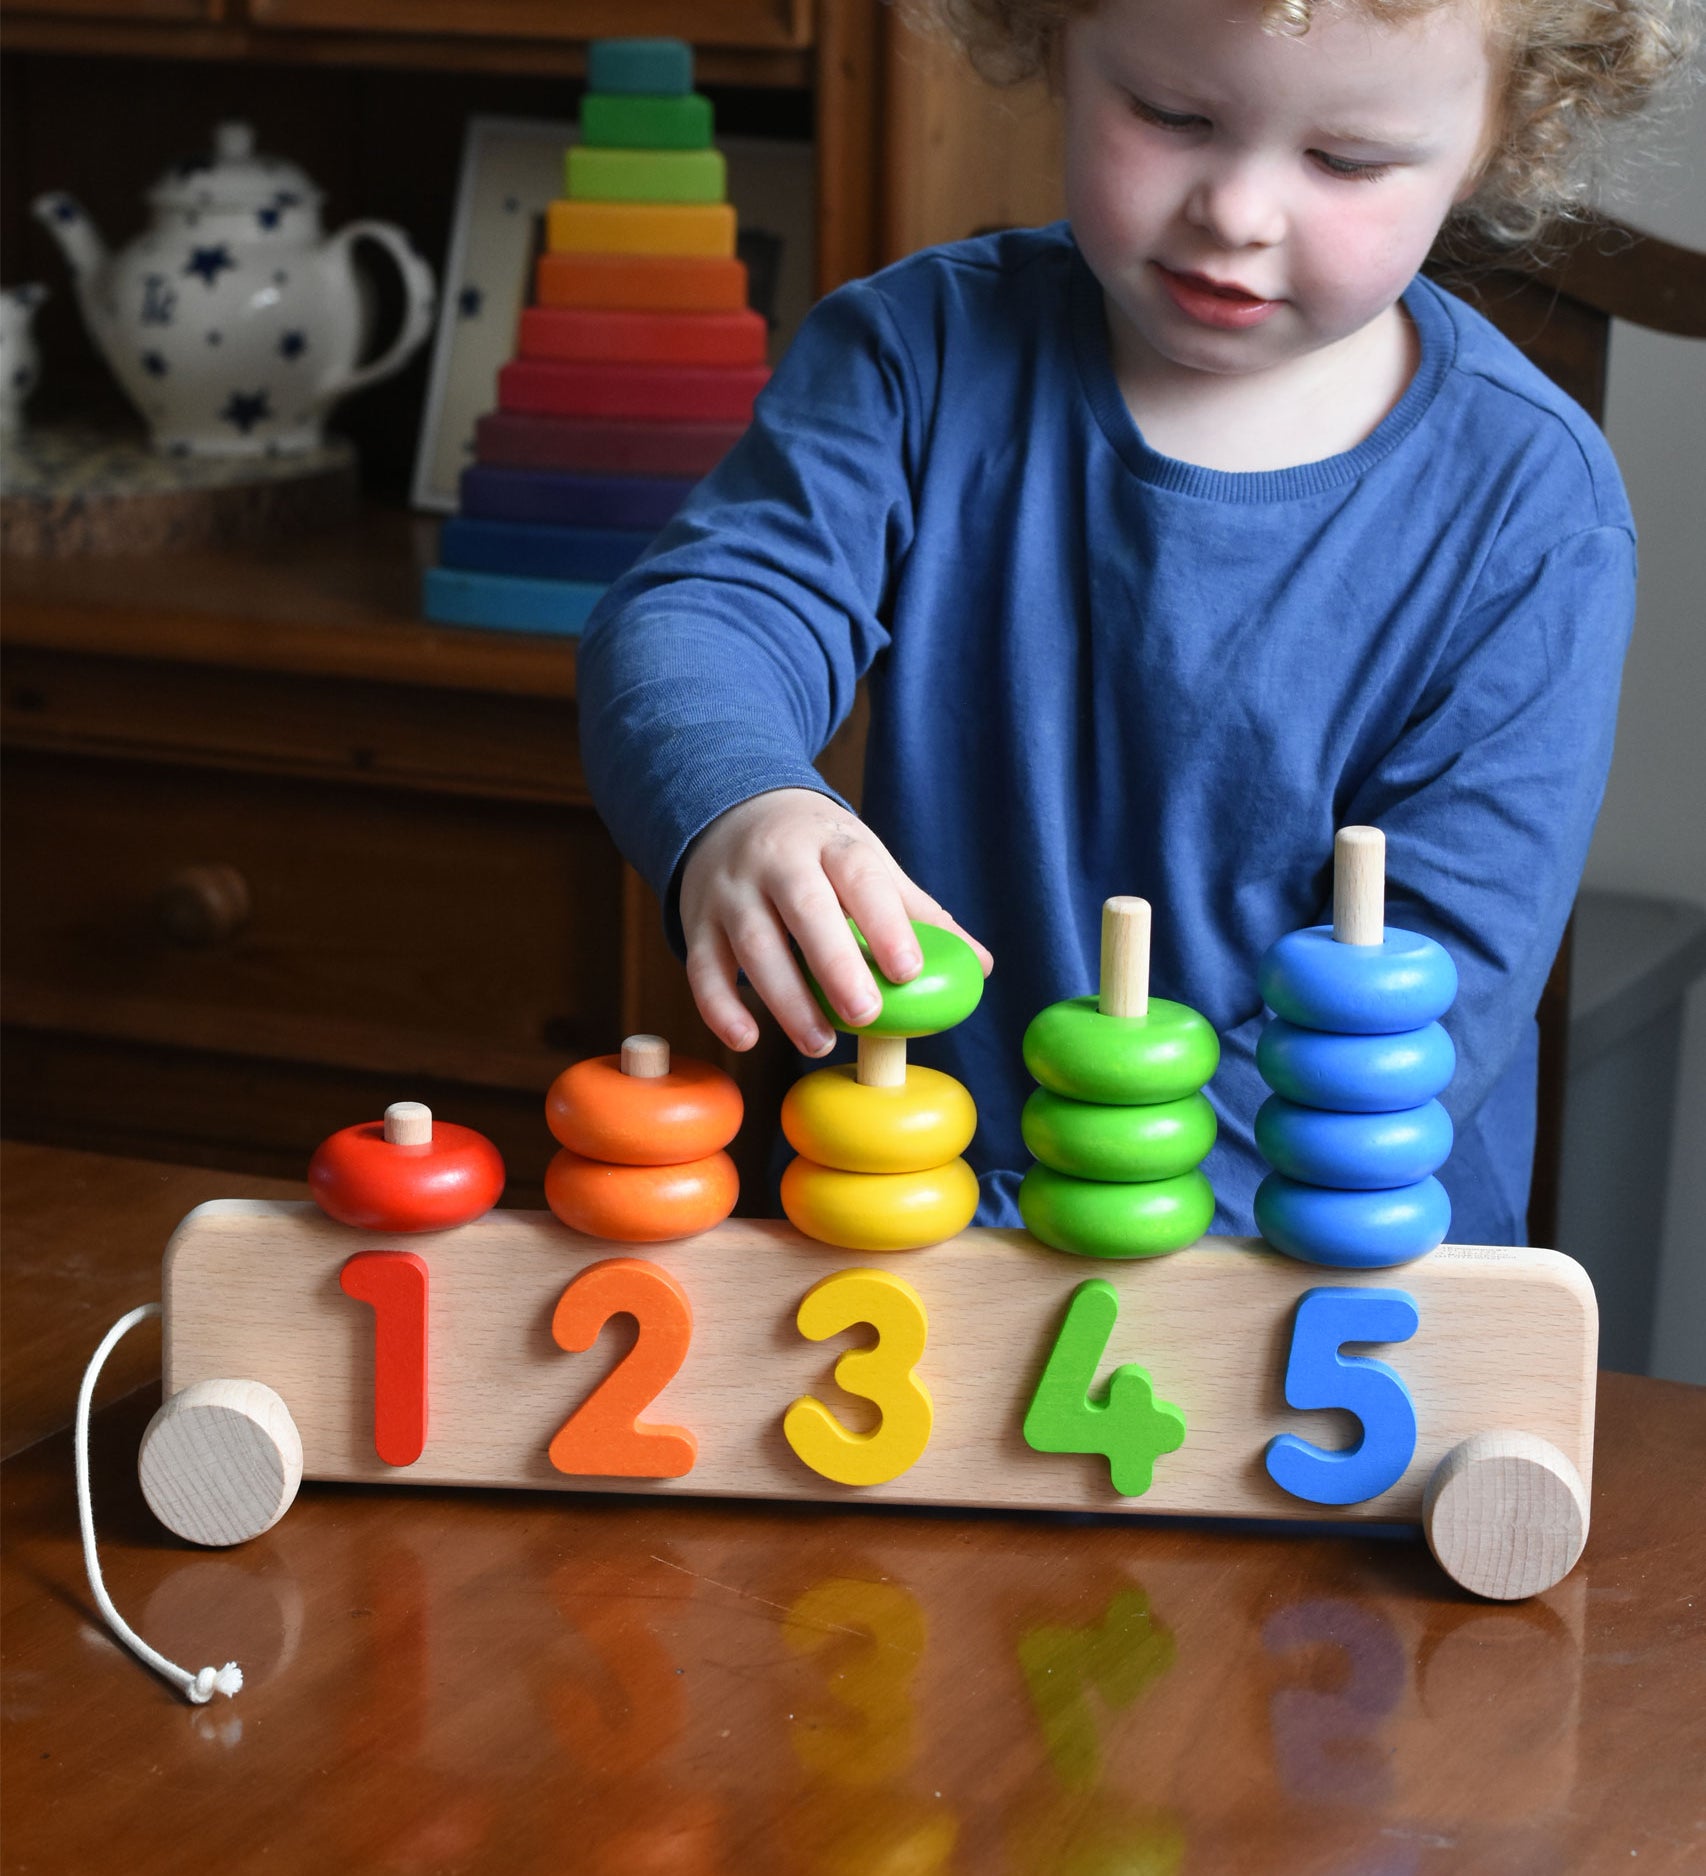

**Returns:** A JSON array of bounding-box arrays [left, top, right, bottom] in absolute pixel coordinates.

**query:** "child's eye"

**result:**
[[1127, 93, 1207, 133], [1311, 150, 1393, 182]]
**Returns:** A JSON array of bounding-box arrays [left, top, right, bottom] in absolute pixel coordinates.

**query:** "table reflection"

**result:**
[[123, 1484, 1583, 1873]]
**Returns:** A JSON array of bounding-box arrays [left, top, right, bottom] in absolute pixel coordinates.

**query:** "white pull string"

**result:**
[[74, 1304, 242, 1705]]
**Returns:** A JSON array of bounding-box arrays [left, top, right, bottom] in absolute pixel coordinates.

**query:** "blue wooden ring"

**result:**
[[1257, 1020, 1454, 1113], [1258, 925, 1457, 1035], [1254, 1172, 1451, 1268], [1255, 1096, 1453, 1190]]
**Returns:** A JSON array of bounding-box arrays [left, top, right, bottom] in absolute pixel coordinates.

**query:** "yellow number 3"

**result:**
[[784, 1268, 933, 1487]]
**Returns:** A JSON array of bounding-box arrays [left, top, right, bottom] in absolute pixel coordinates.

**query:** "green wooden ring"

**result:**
[[1018, 1163, 1216, 1260], [1023, 996, 1220, 1105], [806, 919, 985, 1038], [1021, 1087, 1217, 1182]]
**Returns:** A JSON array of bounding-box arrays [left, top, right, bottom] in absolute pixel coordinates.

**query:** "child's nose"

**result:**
[[1184, 162, 1287, 250]]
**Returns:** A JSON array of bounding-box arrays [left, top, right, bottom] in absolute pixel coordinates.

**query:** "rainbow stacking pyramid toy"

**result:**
[[423, 38, 770, 634]]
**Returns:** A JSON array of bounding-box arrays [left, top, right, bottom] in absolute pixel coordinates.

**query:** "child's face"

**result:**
[[1063, 0, 1497, 383]]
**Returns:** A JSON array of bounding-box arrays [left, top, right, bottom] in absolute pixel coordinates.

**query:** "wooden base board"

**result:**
[[161, 1205, 1596, 1531]]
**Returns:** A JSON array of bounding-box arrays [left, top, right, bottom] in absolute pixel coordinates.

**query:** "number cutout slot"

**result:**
[[1023, 1279, 1185, 1497], [784, 1268, 933, 1487], [549, 1257, 697, 1479], [339, 1249, 429, 1467], [1265, 1286, 1419, 1506]]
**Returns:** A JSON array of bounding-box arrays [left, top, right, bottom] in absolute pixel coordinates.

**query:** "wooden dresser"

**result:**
[[0, 510, 866, 1195], [0, 0, 1043, 1194]]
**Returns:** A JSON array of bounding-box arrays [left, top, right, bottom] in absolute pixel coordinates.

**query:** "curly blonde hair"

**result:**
[[911, 0, 1699, 248]]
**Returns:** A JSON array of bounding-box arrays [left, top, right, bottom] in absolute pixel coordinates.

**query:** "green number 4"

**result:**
[[1023, 1279, 1186, 1497]]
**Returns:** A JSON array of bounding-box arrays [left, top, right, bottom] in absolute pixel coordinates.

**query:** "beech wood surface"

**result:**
[[159, 1203, 1595, 1526], [3, 1144, 1703, 1874]]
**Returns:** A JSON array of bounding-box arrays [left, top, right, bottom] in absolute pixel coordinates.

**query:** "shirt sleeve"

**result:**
[[1200, 523, 1636, 1240], [575, 279, 924, 937]]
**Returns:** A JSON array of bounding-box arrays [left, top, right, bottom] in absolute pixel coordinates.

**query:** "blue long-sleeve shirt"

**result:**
[[578, 225, 1636, 1246]]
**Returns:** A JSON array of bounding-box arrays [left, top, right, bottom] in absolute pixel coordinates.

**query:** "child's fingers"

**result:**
[[894, 879, 995, 976], [726, 906, 837, 1057], [784, 876, 886, 1028], [684, 925, 759, 1051], [818, 843, 922, 988]]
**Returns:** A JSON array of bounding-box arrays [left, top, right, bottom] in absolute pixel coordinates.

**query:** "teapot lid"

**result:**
[[148, 122, 322, 217]]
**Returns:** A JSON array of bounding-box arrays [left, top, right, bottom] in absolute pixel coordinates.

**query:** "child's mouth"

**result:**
[[1154, 264, 1283, 330]]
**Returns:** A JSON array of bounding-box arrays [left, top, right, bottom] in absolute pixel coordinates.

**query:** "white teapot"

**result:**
[[33, 122, 436, 458], [0, 283, 48, 437]]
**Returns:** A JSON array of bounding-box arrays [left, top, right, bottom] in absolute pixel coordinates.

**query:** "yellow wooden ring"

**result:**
[[781, 1065, 977, 1174], [781, 1155, 980, 1251]]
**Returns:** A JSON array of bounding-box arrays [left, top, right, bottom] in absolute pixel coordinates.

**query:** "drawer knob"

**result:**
[[156, 864, 251, 947]]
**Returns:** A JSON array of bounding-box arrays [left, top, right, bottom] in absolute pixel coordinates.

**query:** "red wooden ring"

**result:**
[[309, 1120, 505, 1233]]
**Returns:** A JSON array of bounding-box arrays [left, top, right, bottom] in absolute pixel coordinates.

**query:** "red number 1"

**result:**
[[340, 1250, 429, 1467]]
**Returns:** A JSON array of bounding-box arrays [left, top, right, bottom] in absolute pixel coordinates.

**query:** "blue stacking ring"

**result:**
[[1258, 925, 1457, 1035], [1255, 1095, 1454, 1190], [1257, 1019, 1455, 1113], [1255, 1172, 1451, 1268]]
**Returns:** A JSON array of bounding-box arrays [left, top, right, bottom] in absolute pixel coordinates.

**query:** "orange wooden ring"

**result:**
[[546, 1054, 742, 1166], [545, 1145, 739, 1242]]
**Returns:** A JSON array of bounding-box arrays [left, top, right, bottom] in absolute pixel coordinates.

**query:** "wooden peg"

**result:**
[[139, 1378, 304, 1548], [384, 1101, 432, 1145], [621, 1034, 671, 1078], [1423, 1429, 1589, 1599], [1333, 827, 1385, 946], [857, 1033, 908, 1088], [1099, 896, 1150, 1019]]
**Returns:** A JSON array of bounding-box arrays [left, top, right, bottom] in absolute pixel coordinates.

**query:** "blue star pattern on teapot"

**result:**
[[34, 122, 436, 458]]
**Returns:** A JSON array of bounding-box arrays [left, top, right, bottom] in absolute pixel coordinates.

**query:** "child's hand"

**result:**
[[679, 788, 994, 1057]]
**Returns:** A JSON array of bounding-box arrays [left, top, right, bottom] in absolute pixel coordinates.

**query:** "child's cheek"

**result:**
[[1308, 196, 1427, 320]]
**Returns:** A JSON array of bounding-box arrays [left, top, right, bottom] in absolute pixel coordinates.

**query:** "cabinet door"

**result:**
[[1, 747, 622, 1091], [245, 0, 809, 48]]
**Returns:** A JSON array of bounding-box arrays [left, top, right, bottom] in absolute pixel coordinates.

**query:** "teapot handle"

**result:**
[[320, 220, 437, 401]]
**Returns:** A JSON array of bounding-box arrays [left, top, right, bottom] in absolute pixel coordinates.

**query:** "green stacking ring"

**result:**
[[1019, 1162, 1216, 1259], [1023, 995, 1220, 1105], [1022, 1087, 1217, 1183], [806, 918, 985, 1038]]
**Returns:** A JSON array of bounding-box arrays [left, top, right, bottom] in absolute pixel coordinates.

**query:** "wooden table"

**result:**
[[4, 1145, 1704, 1874]]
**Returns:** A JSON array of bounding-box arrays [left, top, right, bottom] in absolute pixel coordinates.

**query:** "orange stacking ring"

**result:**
[[547, 1053, 742, 1166], [546, 1146, 739, 1243]]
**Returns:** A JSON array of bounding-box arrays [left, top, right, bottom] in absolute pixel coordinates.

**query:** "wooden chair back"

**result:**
[[1429, 215, 1706, 1243]]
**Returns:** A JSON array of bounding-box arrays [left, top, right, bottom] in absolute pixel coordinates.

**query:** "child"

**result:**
[[578, 0, 1692, 1244]]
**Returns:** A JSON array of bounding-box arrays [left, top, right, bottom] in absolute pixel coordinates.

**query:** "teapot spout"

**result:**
[[32, 193, 109, 284]]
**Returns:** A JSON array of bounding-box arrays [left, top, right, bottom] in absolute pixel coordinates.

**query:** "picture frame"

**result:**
[[411, 115, 815, 515], [410, 116, 574, 514]]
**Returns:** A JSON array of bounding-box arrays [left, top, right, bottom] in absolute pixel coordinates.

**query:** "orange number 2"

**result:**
[[549, 1258, 697, 1479]]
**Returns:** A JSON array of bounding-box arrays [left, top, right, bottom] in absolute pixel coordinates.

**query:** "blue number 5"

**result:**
[[1265, 1287, 1419, 1507]]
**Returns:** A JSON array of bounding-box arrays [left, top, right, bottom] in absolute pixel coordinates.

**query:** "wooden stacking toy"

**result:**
[[545, 1033, 742, 1242], [1253, 828, 1458, 1268], [422, 36, 770, 635], [132, 1198, 1595, 1602], [1019, 898, 1219, 1259], [76, 842, 1606, 1722], [782, 921, 985, 1252]]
